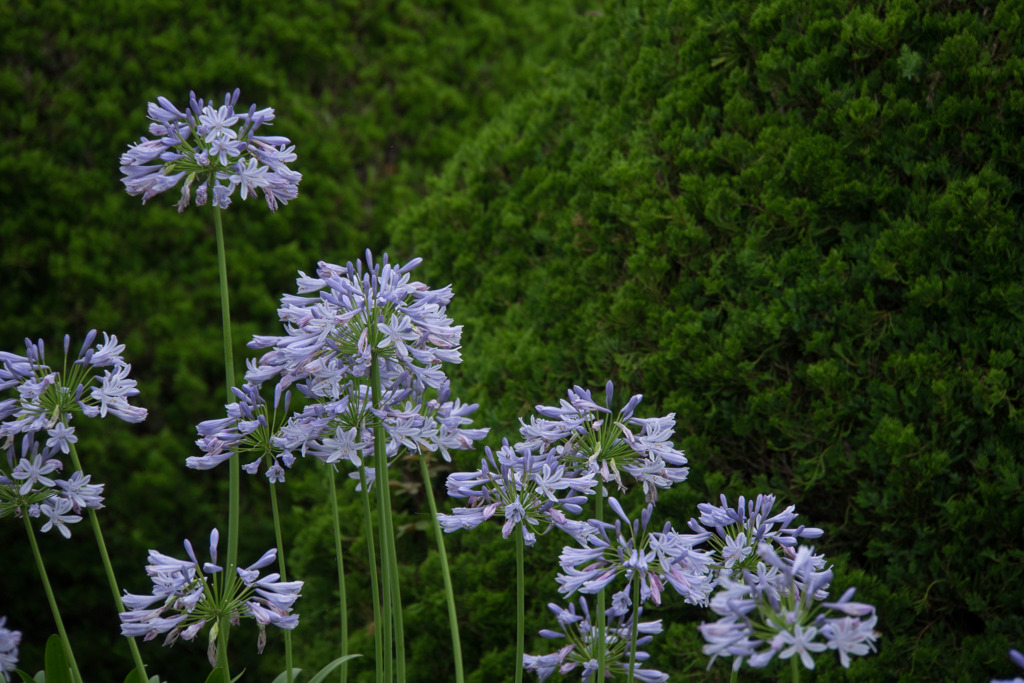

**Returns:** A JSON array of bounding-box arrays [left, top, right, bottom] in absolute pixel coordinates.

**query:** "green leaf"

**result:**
[[271, 669, 303, 683], [306, 655, 361, 683], [11, 669, 36, 683], [43, 636, 72, 683], [203, 669, 224, 683]]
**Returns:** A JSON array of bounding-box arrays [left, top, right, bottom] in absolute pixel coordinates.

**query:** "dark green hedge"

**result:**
[[0, 0, 585, 679], [4, 0, 1024, 680], [390, 0, 1024, 679]]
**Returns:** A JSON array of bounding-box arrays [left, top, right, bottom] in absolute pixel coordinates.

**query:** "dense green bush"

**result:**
[[0, 0, 585, 679], [391, 0, 1024, 679], [5, 0, 1024, 680]]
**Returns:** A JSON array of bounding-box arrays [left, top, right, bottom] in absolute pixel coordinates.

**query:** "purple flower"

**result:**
[[556, 497, 714, 607], [1, 433, 103, 538], [121, 90, 301, 212], [38, 497, 81, 539], [687, 493, 824, 579], [120, 528, 302, 663], [0, 616, 21, 682], [247, 252, 462, 399], [697, 543, 879, 673], [0, 331, 148, 442], [519, 381, 688, 502], [438, 439, 595, 546], [525, 598, 668, 682]]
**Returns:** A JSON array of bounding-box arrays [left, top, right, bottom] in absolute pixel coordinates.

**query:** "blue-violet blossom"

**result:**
[[119, 529, 302, 664], [697, 543, 879, 672], [0, 616, 19, 682], [518, 381, 688, 502], [524, 598, 668, 682], [120, 89, 301, 211]]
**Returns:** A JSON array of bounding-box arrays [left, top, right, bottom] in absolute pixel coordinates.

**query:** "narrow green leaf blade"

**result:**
[[307, 655, 361, 683], [271, 668, 303, 683], [43, 636, 72, 683], [11, 669, 36, 683]]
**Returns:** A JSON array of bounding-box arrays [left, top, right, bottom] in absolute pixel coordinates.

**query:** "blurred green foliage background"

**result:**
[[2, 0, 1023, 681]]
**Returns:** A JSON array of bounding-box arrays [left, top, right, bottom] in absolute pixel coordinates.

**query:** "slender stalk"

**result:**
[[515, 530, 525, 683], [325, 467, 350, 683], [371, 397, 393, 683], [417, 454, 464, 683], [791, 654, 800, 683], [65, 441, 149, 683], [358, 464, 384, 683], [212, 204, 238, 670], [595, 485, 606, 682], [370, 357, 405, 682], [22, 509, 85, 683], [382, 488, 405, 683], [626, 573, 641, 683], [730, 667, 738, 683], [268, 482, 294, 683]]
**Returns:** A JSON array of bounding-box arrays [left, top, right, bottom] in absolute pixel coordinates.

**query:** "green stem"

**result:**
[[65, 441, 149, 683], [22, 509, 84, 683], [791, 653, 800, 683], [382, 490, 405, 683], [729, 665, 738, 683], [268, 482, 294, 683], [213, 204, 238, 670], [326, 468, 350, 683], [595, 486, 606, 681], [515, 531, 524, 683], [418, 454, 464, 683], [370, 357, 404, 682], [626, 573, 641, 683], [358, 465, 384, 683]]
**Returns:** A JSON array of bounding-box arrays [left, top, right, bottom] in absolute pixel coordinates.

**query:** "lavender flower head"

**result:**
[[438, 438, 595, 546], [120, 89, 301, 212], [0, 331, 147, 442], [518, 381, 688, 502], [0, 616, 20, 682], [247, 251, 463, 400], [1, 433, 104, 539], [697, 543, 879, 672], [119, 528, 302, 664], [687, 493, 824, 579], [556, 497, 715, 608], [524, 598, 668, 682]]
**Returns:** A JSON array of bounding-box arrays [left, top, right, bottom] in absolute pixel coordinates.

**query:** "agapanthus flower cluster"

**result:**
[[518, 381, 688, 502], [697, 543, 878, 672], [120, 89, 301, 212], [119, 529, 302, 664], [992, 648, 1024, 683], [687, 493, 824, 579], [247, 252, 462, 398], [524, 598, 668, 683], [1, 331, 147, 441], [1, 432, 105, 539], [191, 371, 487, 484], [188, 381, 294, 479], [438, 438, 596, 546], [556, 497, 715, 608], [189, 253, 486, 482], [0, 616, 20, 682]]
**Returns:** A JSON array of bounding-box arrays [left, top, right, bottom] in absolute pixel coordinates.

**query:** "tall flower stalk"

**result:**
[[21, 510, 84, 683], [242, 252, 481, 681], [122, 88, 302, 678]]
